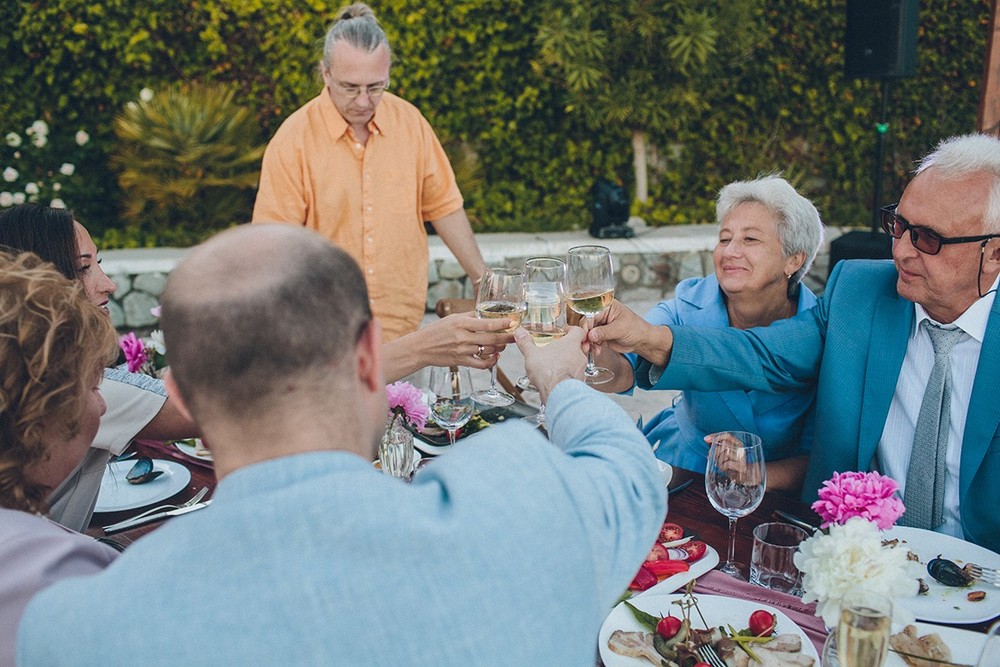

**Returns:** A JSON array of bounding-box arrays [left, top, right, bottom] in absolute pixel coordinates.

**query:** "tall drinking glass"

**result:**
[[517, 257, 567, 426], [976, 620, 1000, 667], [428, 367, 475, 447], [705, 431, 765, 578], [565, 245, 615, 385], [837, 590, 892, 667], [472, 267, 525, 407]]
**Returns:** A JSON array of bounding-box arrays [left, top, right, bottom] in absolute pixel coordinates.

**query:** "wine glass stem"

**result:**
[[585, 314, 597, 375], [448, 428, 457, 446], [726, 516, 738, 568], [489, 366, 498, 393]]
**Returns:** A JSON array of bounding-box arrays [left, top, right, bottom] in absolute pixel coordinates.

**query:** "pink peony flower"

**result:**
[[811, 471, 905, 531], [119, 332, 148, 374], [385, 381, 429, 431]]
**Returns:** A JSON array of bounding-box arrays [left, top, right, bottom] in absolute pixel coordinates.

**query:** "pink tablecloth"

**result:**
[[693, 570, 828, 655]]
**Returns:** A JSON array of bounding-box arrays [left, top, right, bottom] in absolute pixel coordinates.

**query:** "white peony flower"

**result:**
[[49, 198, 66, 209], [24, 182, 39, 195], [30, 119, 49, 136], [149, 329, 166, 355], [139, 87, 154, 102], [5, 132, 21, 147], [126, 101, 138, 111], [75, 129, 90, 146], [52, 182, 62, 192], [31, 133, 47, 148], [59, 163, 75, 176], [0, 191, 13, 207], [12, 192, 26, 204], [2, 167, 18, 182], [794, 516, 916, 627]]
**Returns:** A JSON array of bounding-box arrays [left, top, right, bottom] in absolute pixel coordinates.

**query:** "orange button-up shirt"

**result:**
[[252, 89, 463, 342]]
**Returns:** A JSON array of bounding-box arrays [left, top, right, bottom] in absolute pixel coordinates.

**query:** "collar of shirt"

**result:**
[[911, 273, 999, 343], [319, 85, 388, 140]]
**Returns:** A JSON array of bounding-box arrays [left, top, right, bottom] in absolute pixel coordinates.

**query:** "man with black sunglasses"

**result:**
[[590, 133, 1000, 550]]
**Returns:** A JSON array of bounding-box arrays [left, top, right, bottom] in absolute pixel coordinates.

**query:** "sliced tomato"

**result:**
[[645, 543, 670, 563], [645, 559, 690, 578], [659, 522, 684, 543], [680, 540, 708, 562], [628, 564, 658, 591]]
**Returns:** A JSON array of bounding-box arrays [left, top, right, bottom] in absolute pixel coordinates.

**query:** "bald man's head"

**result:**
[[161, 225, 371, 418]]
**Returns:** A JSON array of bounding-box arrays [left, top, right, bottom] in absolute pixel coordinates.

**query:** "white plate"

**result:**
[[173, 439, 213, 462], [634, 545, 720, 599], [95, 459, 192, 513], [883, 525, 1000, 624], [599, 593, 820, 667], [886, 622, 986, 667]]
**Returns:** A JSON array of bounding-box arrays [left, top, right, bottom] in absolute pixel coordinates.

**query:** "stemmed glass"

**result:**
[[428, 367, 475, 447], [565, 245, 615, 385], [977, 620, 1000, 667], [836, 590, 892, 667], [516, 257, 567, 427], [705, 430, 765, 578], [472, 267, 525, 407]]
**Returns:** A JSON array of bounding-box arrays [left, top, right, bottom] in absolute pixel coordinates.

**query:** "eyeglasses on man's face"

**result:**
[[332, 79, 390, 99], [880, 204, 1000, 255]]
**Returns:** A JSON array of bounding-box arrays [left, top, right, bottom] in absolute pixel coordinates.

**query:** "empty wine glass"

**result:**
[[517, 257, 567, 427], [428, 367, 475, 447], [837, 590, 892, 667], [472, 267, 525, 407], [977, 620, 1000, 667], [705, 430, 765, 578], [565, 245, 614, 385]]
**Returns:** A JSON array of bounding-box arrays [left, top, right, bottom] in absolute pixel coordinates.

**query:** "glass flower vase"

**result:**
[[378, 416, 414, 480]]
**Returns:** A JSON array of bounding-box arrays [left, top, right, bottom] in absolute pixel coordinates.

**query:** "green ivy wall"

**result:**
[[0, 0, 991, 245]]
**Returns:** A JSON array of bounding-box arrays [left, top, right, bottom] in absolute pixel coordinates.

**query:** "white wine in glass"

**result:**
[[517, 257, 567, 427], [472, 267, 525, 407], [428, 367, 475, 447], [837, 590, 892, 667], [705, 431, 765, 578], [565, 245, 615, 385]]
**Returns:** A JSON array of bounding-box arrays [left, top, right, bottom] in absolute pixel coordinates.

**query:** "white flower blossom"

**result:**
[[12, 151, 20, 159], [126, 101, 138, 111], [139, 87, 154, 102], [49, 198, 66, 209], [24, 182, 39, 195], [31, 133, 47, 148], [75, 130, 90, 146], [2, 167, 18, 182], [5, 132, 21, 147], [30, 119, 49, 136], [0, 192, 12, 207], [794, 517, 916, 627], [12, 192, 26, 205], [52, 182, 62, 192], [59, 163, 75, 176], [149, 329, 166, 355]]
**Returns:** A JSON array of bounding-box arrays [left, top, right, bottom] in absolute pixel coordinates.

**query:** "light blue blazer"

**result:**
[[632, 274, 817, 474], [649, 260, 1000, 551]]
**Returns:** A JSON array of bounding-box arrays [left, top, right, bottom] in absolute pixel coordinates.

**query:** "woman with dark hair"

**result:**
[[0, 203, 197, 530], [0, 252, 120, 663]]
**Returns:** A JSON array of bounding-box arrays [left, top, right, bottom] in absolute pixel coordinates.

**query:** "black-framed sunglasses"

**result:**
[[880, 204, 1000, 255]]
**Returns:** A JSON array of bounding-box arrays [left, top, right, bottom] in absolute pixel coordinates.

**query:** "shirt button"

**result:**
[[366, 206, 372, 211], [367, 268, 374, 274], [355, 143, 362, 149], [366, 236, 373, 242]]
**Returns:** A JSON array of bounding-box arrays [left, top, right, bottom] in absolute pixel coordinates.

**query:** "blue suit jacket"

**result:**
[[657, 260, 1000, 551], [633, 275, 817, 473]]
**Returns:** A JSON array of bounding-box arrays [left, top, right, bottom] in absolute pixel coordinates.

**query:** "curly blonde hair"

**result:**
[[0, 252, 117, 512]]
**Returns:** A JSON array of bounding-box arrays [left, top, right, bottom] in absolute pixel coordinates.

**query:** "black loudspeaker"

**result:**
[[844, 0, 919, 79], [828, 231, 893, 278]]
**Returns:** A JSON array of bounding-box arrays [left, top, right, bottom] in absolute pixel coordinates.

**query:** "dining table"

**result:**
[[87, 438, 999, 664]]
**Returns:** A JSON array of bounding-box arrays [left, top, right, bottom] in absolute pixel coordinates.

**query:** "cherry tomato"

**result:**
[[692, 662, 712, 667], [659, 522, 685, 543], [656, 615, 683, 640], [748, 609, 777, 637], [680, 540, 707, 562]]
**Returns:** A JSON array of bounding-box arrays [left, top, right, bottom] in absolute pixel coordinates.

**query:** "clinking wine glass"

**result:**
[[976, 620, 1000, 667], [836, 589, 893, 667], [705, 430, 765, 578], [472, 267, 525, 407], [428, 366, 475, 447], [516, 257, 567, 427], [565, 245, 615, 385]]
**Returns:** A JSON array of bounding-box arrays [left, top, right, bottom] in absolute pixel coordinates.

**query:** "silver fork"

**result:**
[[696, 644, 728, 667], [101, 486, 209, 531], [966, 563, 1000, 587]]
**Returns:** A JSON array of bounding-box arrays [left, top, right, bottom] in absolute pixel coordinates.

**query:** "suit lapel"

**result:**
[[857, 292, 913, 469], [960, 300, 1000, 494]]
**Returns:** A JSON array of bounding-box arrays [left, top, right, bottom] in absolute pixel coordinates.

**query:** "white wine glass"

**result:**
[[836, 589, 892, 667], [428, 367, 475, 447], [517, 257, 567, 427], [976, 620, 1000, 667], [705, 430, 765, 578], [472, 267, 525, 407], [565, 245, 614, 385]]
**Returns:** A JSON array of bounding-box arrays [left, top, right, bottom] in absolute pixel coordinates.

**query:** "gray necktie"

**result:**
[[900, 320, 964, 529]]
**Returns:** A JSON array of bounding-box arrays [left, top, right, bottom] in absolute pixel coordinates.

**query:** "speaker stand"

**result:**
[[870, 78, 891, 232]]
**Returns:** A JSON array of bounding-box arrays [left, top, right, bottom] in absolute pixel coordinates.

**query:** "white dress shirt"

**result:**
[[879, 276, 998, 537]]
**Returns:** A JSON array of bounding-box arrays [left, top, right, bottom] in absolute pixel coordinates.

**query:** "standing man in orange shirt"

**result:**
[[252, 3, 486, 343]]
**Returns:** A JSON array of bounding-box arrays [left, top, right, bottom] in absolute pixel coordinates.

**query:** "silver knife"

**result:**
[[103, 500, 212, 534], [773, 509, 819, 533]]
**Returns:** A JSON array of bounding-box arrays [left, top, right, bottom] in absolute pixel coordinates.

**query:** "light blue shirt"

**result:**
[[18, 380, 665, 666], [631, 275, 817, 473]]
